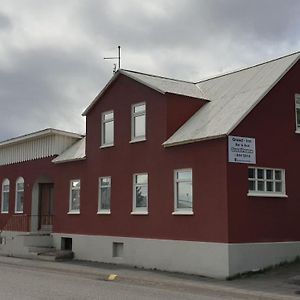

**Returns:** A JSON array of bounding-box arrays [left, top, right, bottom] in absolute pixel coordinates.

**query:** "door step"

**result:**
[[37, 250, 74, 261]]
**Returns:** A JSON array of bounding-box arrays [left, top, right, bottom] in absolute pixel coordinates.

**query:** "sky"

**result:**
[[0, 0, 300, 141]]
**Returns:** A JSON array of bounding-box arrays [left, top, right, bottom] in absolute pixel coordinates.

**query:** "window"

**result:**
[[69, 179, 80, 213], [15, 177, 24, 213], [98, 177, 111, 214], [248, 167, 286, 197], [295, 94, 300, 131], [101, 111, 114, 146], [1, 179, 9, 213], [132, 173, 148, 214], [131, 103, 146, 141], [174, 169, 193, 214]]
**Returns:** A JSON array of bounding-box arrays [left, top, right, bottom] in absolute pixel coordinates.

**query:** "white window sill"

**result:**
[[129, 137, 146, 144], [247, 192, 288, 198], [1, 211, 9, 214], [97, 210, 111, 215], [131, 211, 148, 215], [67, 211, 80, 215], [172, 211, 194, 215], [295, 130, 300, 134], [100, 144, 114, 149], [14, 211, 23, 214]]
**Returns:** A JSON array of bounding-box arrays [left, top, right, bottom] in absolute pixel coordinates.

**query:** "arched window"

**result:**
[[15, 177, 24, 213], [1, 178, 9, 213]]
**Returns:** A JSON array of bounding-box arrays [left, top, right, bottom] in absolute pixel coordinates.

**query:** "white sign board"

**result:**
[[228, 136, 256, 164]]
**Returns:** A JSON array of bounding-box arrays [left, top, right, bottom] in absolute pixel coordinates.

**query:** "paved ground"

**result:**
[[0, 255, 300, 299]]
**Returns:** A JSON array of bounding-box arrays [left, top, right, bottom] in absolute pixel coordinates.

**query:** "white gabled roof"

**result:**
[[82, 69, 208, 116], [0, 128, 82, 147], [164, 51, 300, 146], [52, 137, 86, 163], [120, 70, 208, 100], [0, 128, 83, 166]]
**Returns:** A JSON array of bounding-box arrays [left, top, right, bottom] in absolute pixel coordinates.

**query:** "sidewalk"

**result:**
[[0, 255, 300, 299]]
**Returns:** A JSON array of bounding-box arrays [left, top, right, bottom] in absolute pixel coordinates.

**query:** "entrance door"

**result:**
[[38, 183, 54, 231]]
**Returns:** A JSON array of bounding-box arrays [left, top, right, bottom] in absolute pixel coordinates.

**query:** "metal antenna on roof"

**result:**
[[104, 46, 121, 74]]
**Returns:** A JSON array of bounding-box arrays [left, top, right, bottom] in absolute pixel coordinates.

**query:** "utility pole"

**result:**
[[104, 46, 121, 74]]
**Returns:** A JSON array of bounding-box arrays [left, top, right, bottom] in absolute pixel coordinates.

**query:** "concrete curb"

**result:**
[[0, 255, 298, 300]]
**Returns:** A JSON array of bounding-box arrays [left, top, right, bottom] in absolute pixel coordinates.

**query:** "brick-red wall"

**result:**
[[228, 61, 300, 243], [0, 74, 229, 243]]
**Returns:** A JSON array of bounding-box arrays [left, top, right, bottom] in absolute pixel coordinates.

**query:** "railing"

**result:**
[[0, 214, 53, 232]]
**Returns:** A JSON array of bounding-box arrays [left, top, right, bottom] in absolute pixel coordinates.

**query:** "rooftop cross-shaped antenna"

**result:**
[[104, 46, 121, 74]]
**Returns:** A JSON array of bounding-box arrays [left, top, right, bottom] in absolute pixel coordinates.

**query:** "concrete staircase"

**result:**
[[0, 231, 73, 261]]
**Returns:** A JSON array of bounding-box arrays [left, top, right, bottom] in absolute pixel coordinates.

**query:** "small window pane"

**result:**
[[136, 174, 148, 184], [101, 178, 110, 186], [275, 170, 282, 180], [16, 192, 24, 212], [257, 181, 264, 191], [177, 182, 192, 209], [248, 168, 255, 179], [177, 171, 192, 181], [248, 180, 255, 191], [104, 112, 113, 120], [266, 170, 273, 180], [134, 115, 145, 138], [72, 180, 80, 188], [2, 194, 9, 212], [257, 169, 264, 179], [135, 186, 147, 208], [266, 181, 273, 192], [297, 108, 300, 127], [3, 185, 9, 192], [71, 190, 80, 210], [103, 121, 114, 145], [275, 182, 282, 192], [134, 104, 145, 113], [100, 187, 111, 210]]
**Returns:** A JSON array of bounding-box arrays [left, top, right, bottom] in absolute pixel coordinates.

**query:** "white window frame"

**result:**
[[98, 176, 111, 214], [15, 177, 24, 214], [173, 169, 193, 215], [247, 167, 287, 198], [101, 110, 114, 147], [1, 178, 9, 214], [295, 94, 300, 133], [131, 102, 146, 142], [131, 173, 148, 215], [68, 179, 80, 214]]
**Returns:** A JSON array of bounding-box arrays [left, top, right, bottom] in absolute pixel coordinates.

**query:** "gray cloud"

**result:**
[[0, 12, 11, 30], [0, 0, 300, 141]]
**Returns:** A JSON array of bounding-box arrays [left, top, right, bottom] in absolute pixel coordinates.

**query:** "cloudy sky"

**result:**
[[0, 0, 299, 141]]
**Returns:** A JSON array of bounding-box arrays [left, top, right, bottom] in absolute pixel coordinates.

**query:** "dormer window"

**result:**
[[101, 111, 114, 147], [131, 103, 146, 142]]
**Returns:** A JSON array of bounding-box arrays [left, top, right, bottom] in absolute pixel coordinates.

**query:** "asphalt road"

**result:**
[[0, 261, 236, 300]]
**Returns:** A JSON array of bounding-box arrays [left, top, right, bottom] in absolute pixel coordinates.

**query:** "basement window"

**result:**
[[61, 237, 72, 251], [113, 242, 124, 258], [248, 167, 287, 197]]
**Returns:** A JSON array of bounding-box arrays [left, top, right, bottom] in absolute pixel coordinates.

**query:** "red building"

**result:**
[[1, 51, 300, 278]]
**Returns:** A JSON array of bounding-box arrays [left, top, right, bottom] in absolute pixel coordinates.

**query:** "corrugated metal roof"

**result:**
[[164, 52, 300, 146], [120, 70, 208, 100], [82, 69, 208, 116], [52, 137, 86, 163], [0, 128, 82, 147]]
